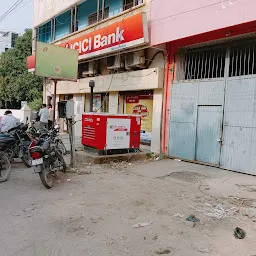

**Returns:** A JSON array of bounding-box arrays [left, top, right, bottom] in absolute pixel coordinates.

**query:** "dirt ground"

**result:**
[[0, 158, 256, 256]]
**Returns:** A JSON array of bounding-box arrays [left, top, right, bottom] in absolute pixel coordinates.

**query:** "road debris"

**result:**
[[22, 207, 35, 212], [91, 216, 103, 223], [174, 159, 182, 162], [132, 221, 152, 228], [67, 179, 71, 182], [186, 214, 200, 223], [155, 249, 171, 255], [197, 247, 212, 253], [234, 227, 246, 239], [174, 213, 184, 218], [192, 203, 238, 220]]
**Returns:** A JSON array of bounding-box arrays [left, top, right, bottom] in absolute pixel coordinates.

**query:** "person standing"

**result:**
[[38, 104, 49, 129], [48, 104, 53, 129]]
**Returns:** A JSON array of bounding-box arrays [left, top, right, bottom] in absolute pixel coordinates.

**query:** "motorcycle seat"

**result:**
[[0, 137, 16, 143], [0, 134, 10, 138], [30, 146, 44, 153]]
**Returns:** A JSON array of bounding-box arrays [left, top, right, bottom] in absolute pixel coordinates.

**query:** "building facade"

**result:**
[[33, 0, 165, 153], [151, 0, 256, 175], [0, 31, 18, 53]]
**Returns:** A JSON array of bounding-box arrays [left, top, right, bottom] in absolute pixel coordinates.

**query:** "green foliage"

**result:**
[[28, 98, 42, 111], [0, 29, 43, 108]]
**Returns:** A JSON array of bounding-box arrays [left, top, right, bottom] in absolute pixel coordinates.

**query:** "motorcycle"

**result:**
[[29, 130, 67, 189], [28, 125, 67, 156], [0, 125, 32, 168]]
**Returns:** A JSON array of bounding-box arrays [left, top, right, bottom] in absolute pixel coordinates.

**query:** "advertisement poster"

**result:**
[[125, 95, 153, 144], [93, 94, 101, 112], [106, 118, 131, 149]]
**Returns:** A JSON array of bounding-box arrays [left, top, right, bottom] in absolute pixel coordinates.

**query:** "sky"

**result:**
[[0, 0, 33, 34]]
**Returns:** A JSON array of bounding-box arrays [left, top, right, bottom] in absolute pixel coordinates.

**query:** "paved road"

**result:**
[[1, 159, 256, 256]]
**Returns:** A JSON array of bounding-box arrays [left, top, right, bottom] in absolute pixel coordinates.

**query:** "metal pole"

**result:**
[[102, 0, 105, 20], [89, 80, 95, 112], [68, 118, 76, 168], [53, 80, 57, 125], [97, 0, 100, 22]]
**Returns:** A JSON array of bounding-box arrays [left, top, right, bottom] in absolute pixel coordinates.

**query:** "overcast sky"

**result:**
[[0, 0, 33, 34]]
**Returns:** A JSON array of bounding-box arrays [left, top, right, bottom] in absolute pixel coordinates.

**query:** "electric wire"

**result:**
[[0, 0, 25, 23]]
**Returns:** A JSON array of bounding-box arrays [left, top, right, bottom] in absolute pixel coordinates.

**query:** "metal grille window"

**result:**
[[176, 47, 226, 81], [123, 0, 143, 10], [229, 41, 256, 77], [88, 7, 110, 26]]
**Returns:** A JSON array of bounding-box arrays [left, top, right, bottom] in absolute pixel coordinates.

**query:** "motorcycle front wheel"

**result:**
[[0, 154, 11, 182], [21, 149, 32, 168], [39, 167, 53, 189], [55, 149, 67, 172], [56, 139, 67, 155]]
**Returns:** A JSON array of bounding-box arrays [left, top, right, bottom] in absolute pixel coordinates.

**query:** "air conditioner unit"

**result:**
[[81, 61, 96, 77], [107, 55, 124, 70], [125, 50, 145, 70]]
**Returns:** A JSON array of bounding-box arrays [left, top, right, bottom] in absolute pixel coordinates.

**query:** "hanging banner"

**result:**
[[125, 95, 153, 143]]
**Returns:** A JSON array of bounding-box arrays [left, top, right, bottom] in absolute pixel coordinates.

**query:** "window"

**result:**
[[88, 7, 110, 26], [55, 10, 71, 40], [77, 0, 98, 30], [38, 21, 52, 43], [11, 33, 18, 47], [106, 0, 123, 18], [37, 0, 143, 42], [71, 8, 78, 33], [123, 0, 143, 10]]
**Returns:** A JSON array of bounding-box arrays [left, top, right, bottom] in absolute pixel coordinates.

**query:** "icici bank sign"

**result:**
[[59, 13, 149, 60]]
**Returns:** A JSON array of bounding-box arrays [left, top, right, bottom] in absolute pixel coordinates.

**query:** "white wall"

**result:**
[[0, 32, 14, 53], [151, 89, 163, 153], [147, 45, 166, 69], [0, 106, 32, 124], [108, 92, 119, 114], [55, 68, 164, 95]]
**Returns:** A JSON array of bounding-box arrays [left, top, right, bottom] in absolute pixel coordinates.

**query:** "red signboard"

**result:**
[[27, 55, 35, 72], [59, 13, 148, 60], [126, 96, 139, 103]]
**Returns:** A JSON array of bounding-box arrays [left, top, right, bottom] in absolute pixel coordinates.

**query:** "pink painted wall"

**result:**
[[151, 0, 256, 45]]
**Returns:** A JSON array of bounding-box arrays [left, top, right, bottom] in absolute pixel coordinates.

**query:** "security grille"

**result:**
[[176, 47, 226, 81], [229, 41, 256, 77], [176, 39, 256, 81]]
